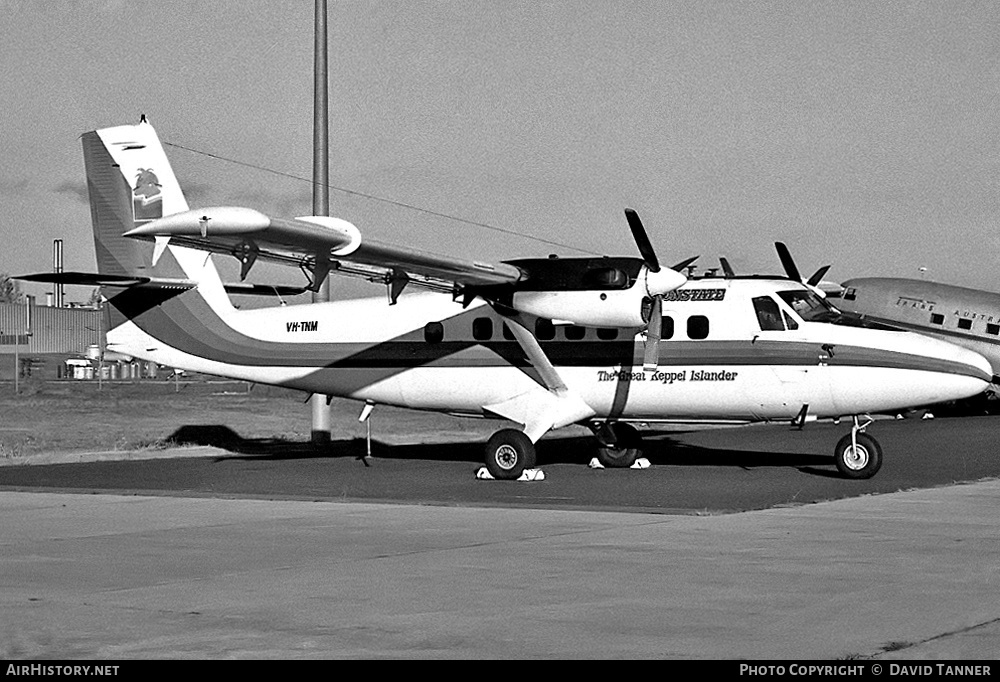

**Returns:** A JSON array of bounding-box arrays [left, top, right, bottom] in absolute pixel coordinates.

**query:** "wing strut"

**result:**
[[234, 240, 259, 281], [309, 254, 332, 293], [386, 269, 410, 305], [483, 310, 595, 442]]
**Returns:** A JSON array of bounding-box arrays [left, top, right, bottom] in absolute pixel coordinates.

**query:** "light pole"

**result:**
[[310, 0, 333, 447]]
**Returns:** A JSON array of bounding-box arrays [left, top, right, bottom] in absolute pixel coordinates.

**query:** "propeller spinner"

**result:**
[[624, 209, 687, 371]]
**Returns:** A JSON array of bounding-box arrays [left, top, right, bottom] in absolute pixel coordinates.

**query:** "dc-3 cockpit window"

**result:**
[[753, 296, 785, 331]]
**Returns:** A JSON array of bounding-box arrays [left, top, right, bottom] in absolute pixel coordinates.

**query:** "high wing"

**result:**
[[124, 206, 526, 299]]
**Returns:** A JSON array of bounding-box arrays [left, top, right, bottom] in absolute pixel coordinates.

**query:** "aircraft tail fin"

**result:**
[[83, 119, 228, 285], [79, 119, 231, 311], [83, 121, 185, 277]]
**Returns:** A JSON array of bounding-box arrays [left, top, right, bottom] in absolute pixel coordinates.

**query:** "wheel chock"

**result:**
[[475, 467, 545, 481]]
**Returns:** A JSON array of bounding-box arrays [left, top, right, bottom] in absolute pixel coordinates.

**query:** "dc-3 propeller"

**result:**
[[715, 244, 841, 299], [624, 208, 690, 371], [773, 242, 843, 298]]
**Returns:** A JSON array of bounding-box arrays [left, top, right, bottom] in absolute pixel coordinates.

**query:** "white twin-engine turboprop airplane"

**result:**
[[27, 120, 993, 481]]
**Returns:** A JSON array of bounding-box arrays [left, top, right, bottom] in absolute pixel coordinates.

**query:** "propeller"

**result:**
[[774, 242, 837, 298], [624, 209, 687, 371], [625, 208, 660, 273]]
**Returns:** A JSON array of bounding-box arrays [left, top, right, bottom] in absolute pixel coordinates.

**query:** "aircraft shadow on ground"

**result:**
[[166, 424, 838, 474]]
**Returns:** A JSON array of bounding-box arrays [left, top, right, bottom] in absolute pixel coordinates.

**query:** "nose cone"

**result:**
[[906, 333, 993, 403], [829, 331, 992, 416], [644, 266, 687, 297], [916, 333, 993, 384]]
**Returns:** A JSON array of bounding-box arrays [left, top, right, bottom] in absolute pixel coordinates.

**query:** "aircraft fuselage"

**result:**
[[105, 276, 992, 425]]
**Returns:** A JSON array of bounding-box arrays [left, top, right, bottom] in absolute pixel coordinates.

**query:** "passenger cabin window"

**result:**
[[502, 322, 516, 340], [958, 318, 972, 331], [535, 318, 555, 340], [753, 296, 784, 331], [930, 313, 944, 325], [424, 322, 444, 343], [988, 324, 1000, 336], [687, 315, 709, 340], [473, 317, 493, 341], [662, 316, 675, 340], [564, 325, 586, 340], [597, 327, 619, 340]]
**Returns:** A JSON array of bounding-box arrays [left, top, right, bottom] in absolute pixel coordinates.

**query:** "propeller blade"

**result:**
[[643, 295, 662, 371], [719, 257, 735, 278], [625, 208, 660, 273], [774, 242, 801, 282], [670, 255, 700, 273], [807, 265, 831, 287]]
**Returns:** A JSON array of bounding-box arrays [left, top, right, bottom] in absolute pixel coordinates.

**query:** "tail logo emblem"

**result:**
[[133, 168, 163, 223]]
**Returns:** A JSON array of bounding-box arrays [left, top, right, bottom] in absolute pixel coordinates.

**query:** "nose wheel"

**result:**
[[834, 416, 883, 479]]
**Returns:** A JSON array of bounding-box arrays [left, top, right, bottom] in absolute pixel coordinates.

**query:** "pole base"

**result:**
[[310, 430, 331, 447]]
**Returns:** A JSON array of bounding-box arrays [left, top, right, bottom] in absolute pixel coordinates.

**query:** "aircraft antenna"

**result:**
[[161, 142, 604, 257]]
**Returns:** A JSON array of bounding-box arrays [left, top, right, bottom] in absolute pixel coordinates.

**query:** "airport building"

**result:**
[[0, 301, 138, 381]]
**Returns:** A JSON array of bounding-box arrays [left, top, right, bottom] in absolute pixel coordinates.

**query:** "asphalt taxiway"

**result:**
[[2, 416, 999, 659]]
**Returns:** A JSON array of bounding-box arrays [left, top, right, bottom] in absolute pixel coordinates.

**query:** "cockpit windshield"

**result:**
[[777, 289, 903, 330], [777, 290, 840, 323]]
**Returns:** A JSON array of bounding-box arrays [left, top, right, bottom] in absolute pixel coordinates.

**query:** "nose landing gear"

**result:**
[[834, 415, 883, 479]]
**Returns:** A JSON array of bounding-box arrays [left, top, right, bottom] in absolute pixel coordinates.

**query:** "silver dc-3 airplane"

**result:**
[[834, 277, 1000, 383], [20, 120, 994, 480]]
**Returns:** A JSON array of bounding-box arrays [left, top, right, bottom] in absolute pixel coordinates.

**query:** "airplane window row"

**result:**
[[929, 312, 1000, 336], [423, 316, 711, 343]]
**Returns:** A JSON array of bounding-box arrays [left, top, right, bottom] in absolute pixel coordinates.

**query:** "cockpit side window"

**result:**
[[783, 311, 799, 330], [753, 296, 785, 331]]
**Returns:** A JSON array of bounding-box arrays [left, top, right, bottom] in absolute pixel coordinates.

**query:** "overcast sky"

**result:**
[[2, 0, 999, 302]]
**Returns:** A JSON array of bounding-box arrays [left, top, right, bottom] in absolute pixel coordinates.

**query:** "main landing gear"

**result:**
[[482, 422, 647, 479], [591, 422, 643, 468], [484, 429, 537, 480], [834, 416, 883, 479]]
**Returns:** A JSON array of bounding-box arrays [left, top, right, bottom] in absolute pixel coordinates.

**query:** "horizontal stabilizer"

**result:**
[[16, 271, 151, 287], [15, 271, 195, 290], [18, 271, 305, 298]]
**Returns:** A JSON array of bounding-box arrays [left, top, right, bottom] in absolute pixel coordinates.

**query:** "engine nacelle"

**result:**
[[511, 288, 647, 328]]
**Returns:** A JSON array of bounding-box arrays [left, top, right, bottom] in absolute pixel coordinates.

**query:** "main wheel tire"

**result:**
[[834, 432, 883, 479], [484, 429, 536, 480], [595, 423, 643, 468]]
